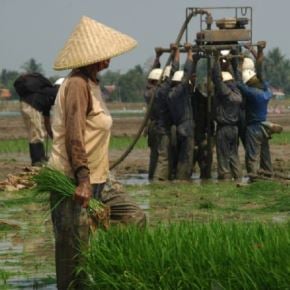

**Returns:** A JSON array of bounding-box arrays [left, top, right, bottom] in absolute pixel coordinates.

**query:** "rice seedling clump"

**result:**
[[81, 222, 290, 289]]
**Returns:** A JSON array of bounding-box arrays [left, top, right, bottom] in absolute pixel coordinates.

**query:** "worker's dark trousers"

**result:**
[[216, 125, 241, 180], [245, 123, 273, 175], [147, 122, 159, 180], [154, 132, 171, 181], [175, 133, 194, 180], [50, 184, 146, 290], [193, 138, 213, 179]]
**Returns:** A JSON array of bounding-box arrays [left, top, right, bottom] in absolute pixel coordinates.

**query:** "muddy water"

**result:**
[[0, 174, 153, 289]]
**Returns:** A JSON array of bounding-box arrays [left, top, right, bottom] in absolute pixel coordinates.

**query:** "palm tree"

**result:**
[[21, 58, 44, 74]]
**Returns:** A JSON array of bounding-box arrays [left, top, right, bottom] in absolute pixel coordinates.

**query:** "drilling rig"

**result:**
[[111, 6, 261, 177]]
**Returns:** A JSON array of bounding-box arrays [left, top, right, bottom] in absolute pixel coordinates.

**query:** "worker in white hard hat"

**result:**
[[212, 50, 243, 180], [144, 47, 163, 180], [237, 41, 273, 177], [54, 77, 65, 86], [152, 43, 179, 181], [167, 43, 196, 180]]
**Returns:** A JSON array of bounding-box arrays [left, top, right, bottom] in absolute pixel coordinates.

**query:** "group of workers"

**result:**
[[145, 41, 279, 183]]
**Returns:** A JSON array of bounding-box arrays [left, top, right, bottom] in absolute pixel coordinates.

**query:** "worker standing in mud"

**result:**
[[192, 83, 213, 179], [153, 44, 179, 181], [49, 16, 145, 290], [13, 73, 59, 166], [144, 48, 163, 180], [212, 51, 243, 180], [167, 44, 196, 180], [238, 41, 273, 177]]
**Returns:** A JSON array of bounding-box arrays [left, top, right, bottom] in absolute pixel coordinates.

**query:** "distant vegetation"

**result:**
[[1, 47, 290, 101]]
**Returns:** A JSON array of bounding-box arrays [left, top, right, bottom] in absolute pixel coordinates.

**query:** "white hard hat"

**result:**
[[242, 69, 256, 83], [221, 71, 233, 82], [163, 65, 172, 80], [242, 57, 255, 71], [220, 49, 230, 56], [54, 77, 65, 86], [148, 68, 162, 80], [172, 70, 184, 82]]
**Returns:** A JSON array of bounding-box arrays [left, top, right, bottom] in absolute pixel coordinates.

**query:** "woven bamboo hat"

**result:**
[[53, 16, 137, 71]]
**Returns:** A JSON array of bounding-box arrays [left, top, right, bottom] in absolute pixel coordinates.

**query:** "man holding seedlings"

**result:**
[[49, 16, 145, 290], [212, 51, 243, 180], [167, 44, 196, 180], [144, 48, 163, 180], [13, 73, 59, 166], [238, 42, 273, 177]]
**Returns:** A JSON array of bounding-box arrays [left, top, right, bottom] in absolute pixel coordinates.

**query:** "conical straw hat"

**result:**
[[53, 16, 137, 71]]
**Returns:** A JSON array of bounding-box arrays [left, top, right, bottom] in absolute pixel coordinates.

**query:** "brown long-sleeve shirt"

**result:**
[[64, 71, 94, 180]]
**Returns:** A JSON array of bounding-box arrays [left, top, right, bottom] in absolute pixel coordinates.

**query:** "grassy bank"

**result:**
[[0, 136, 147, 154], [82, 222, 290, 289]]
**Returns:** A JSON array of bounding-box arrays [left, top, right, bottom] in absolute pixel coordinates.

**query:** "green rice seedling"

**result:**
[[80, 221, 290, 290], [33, 167, 109, 228]]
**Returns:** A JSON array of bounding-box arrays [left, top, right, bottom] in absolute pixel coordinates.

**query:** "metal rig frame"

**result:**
[[110, 6, 258, 174]]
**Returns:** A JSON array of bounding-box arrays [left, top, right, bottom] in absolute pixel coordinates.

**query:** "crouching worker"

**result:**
[[48, 16, 146, 290], [13, 73, 59, 166]]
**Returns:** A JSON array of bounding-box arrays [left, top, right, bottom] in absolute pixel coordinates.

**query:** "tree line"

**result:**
[[1, 47, 290, 102]]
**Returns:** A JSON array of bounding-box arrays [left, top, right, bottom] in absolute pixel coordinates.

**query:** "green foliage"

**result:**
[[81, 222, 290, 289], [0, 69, 19, 99], [101, 65, 146, 102], [270, 131, 290, 145], [264, 48, 290, 94], [21, 58, 44, 74]]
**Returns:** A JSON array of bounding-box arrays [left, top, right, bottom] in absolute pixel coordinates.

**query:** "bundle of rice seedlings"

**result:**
[[33, 167, 110, 229]]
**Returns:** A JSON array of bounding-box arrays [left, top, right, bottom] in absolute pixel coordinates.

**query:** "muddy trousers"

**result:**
[[147, 122, 159, 180], [154, 133, 171, 181], [216, 125, 241, 180], [174, 134, 194, 180], [20, 101, 46, 165], [194, 138, 213, 179], [50, 185, 146, 290], [245, 123, 273, 175]]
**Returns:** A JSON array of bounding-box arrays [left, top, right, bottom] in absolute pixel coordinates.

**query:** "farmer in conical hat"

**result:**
[[49, 16, 145, 289]]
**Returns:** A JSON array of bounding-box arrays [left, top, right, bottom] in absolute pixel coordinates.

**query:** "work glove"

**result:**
[[74, 175, 92, 208]]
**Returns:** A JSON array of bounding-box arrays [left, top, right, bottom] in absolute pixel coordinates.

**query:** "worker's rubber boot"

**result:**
[[29, 142, 46, 166]]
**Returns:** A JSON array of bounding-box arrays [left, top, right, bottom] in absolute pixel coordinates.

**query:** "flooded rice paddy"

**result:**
[[1, 172, 290, 289]]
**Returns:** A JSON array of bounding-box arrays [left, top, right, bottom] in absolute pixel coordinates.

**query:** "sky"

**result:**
[[0, 0, 289, 77]]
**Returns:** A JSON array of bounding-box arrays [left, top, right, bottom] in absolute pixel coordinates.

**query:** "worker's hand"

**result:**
[[170, 43, 178, 51], [184, 43, 192, 51], [74, 178, 92, 208], [243, 42, 252, 50], [155, 47, 163, 57], [257, 41, 266, 50], [47, 129, 53, 139]]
